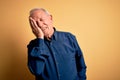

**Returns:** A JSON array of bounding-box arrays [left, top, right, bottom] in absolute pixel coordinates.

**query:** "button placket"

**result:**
[[50, 42, 61, 80]]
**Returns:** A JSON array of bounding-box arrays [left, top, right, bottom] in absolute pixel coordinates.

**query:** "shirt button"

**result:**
[[56, 62, 58, 64], [58, 74, 61, 78]]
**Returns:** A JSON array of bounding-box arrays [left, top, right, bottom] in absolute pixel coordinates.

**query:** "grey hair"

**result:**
[[29, 8, 50, 16]]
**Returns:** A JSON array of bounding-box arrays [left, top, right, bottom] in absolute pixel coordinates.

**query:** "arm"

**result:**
[[27, 38, 49, 76], [76, 50, 87, 80], [73, 36, 87, 80], [27, 17, 47, 76]]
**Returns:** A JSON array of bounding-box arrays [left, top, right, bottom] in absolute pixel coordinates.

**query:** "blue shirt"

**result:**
[[27, 29, 87, 80]]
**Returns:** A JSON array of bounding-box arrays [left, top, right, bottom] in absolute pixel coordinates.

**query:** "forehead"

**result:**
[[30, 10, 48, 18]]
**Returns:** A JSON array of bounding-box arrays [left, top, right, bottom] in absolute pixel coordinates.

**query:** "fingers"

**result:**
[[29, 17, 39, 33], [29, 17, 37, 29], [29, 17, 33, 28]]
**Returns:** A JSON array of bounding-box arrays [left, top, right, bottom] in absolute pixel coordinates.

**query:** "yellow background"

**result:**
[[0, 0, 120, 80]]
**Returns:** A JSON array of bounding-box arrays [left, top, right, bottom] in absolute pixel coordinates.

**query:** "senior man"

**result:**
[[27, 8, 87, 80]]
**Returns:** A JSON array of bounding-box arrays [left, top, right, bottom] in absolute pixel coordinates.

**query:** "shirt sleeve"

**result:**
[[72, 35, 87, 80], [27, 38, 49, 76]]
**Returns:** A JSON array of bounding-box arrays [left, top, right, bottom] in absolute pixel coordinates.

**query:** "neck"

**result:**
[[46, 27, 54, 40]]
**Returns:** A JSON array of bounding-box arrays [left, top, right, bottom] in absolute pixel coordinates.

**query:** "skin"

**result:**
[[29, 9, 54, 39]]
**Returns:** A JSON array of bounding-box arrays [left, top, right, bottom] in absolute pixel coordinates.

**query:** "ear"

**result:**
[[49, 15, 53, 21]]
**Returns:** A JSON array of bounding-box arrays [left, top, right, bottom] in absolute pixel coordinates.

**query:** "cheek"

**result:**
[[46, 19, 52, 24]]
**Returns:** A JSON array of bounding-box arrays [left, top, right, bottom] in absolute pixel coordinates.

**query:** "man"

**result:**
[[27, 8, 87, 80]]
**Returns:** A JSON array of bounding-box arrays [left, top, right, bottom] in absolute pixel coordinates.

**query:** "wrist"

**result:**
[[35, 34, 44, 39], [37, 36, 44, 39]]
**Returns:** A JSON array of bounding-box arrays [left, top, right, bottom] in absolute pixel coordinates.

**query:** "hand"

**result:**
[[29, 17, 44, 39]]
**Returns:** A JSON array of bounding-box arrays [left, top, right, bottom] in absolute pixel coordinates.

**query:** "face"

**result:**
[[30, 10, 53, 37]]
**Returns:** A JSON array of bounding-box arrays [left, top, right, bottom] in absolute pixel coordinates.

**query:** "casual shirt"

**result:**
[[27, 29, 87, 80]]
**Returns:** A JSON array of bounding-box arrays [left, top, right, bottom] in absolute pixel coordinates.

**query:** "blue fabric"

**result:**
[[27, 30, 87, 80]]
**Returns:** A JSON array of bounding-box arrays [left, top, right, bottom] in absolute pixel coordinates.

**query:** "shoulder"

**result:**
[[56, 30, 75, 38], [55, 30, 76, 41]]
